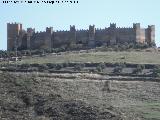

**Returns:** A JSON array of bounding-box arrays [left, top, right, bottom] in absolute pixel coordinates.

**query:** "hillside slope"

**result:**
[[0, 72, 122, 120], [1, 72, 160, 119]]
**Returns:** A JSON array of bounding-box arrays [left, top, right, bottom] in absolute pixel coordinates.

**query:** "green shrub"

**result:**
[[21, 64, 30, 69], [152, 65, 160, 77], [46, 63, 56, 69], [113, 66, 123, 74], [115, 62, 126, 68], [133, 64, 145, 74], [55, 64, 63, 70], [63, 63, 69, 68], [27, 67, 39, 72], [31, 63, 40, 67], [38, 64, 48, 71], [96, 63, 106, 72], [74, 63, 85, 71], [7, 66, 17, 71]]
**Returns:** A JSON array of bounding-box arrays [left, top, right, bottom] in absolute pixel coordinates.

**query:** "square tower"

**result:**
[[27, 28, 35, 49], [70, 25, 76, 44], [147, 25, 155, 45], [133, 23, 141, 43], [88, 25, 95, 47], [7, 23, 22, 51]]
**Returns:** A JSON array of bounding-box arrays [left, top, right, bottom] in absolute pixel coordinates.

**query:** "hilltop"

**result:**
[[1, 48, 160, 119]]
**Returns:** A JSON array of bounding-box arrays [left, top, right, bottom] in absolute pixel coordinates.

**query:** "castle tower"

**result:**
[[45, 27, 53, 49], [70, 25, 76, 44], [7, 23, 22, 51], [147, 25, 155, 44], [27, 28, 35, 49], [110, 23, 116, 28], [88, 25, 95, 47], [46, 27, 53, 34], [109, 23, 116, 45], [133, 23, 141, 43]]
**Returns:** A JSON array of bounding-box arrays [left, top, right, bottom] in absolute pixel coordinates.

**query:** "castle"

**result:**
[[7, 22, 155, 51]]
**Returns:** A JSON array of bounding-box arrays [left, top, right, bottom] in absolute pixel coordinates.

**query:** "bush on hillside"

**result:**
[[74, 63, 85, 71], [96, 63, 106, 72], [132, 64, 145, 74], [152, 65, 160, 77]]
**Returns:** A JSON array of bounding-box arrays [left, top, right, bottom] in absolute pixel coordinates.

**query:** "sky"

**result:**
[[0, 0, 159, 50]]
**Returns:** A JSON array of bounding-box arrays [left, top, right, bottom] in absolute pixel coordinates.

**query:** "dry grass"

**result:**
[[18, 51, 160, 64]]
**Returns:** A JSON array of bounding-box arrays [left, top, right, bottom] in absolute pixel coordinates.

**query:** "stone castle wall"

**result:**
[[7, 23, 155, 51]]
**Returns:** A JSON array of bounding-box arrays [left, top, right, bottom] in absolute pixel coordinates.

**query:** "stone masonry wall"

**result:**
[[7, 23, 156, 51]]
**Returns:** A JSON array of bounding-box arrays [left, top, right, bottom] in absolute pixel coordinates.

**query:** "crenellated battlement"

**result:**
[[148, 25, 155, 30], [110, 23, 116, 28], [27, 28, 35, 33], [46, 27, 53, 34], [7, 22, 21, 25], [70, 25, 76, 31], [133, 23, 140, 29]]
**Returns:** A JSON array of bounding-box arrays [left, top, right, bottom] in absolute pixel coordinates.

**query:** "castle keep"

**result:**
[[7, 23, 155, 51]]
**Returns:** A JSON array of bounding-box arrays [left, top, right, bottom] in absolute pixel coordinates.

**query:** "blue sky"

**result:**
[[0, 0, 159, 50]]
